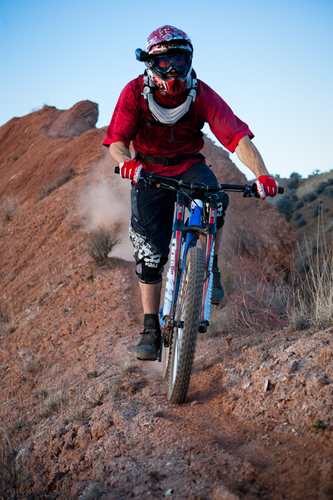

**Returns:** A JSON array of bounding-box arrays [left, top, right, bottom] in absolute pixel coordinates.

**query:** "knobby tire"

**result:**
[[161, 338, 171, 380], [168, 246, 205, 404]]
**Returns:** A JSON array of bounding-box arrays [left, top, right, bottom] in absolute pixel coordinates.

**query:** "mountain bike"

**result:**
[[115, 166, 283, 404]]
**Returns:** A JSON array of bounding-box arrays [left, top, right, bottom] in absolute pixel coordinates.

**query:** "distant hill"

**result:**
[[267, 171, 333, 261]]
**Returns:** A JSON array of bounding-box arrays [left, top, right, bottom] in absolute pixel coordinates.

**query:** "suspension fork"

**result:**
[[200, 195, 218, 331], [162, 192, 187, 327]]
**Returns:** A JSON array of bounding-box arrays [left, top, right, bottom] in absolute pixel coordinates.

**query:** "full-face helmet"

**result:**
[[136, 25, 193, 96]]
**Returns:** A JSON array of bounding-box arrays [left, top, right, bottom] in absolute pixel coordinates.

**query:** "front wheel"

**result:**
[[168, 246, 205, 404]]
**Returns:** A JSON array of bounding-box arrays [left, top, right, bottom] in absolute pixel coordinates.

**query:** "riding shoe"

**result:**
[[134, 328, 161, 361], [211, 266, 224, 305]]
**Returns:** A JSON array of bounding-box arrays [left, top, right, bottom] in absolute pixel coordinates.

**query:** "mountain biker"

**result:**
[[103, 25, 279, 361]]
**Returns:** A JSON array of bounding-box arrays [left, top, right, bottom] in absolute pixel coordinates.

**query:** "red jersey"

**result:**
[[103, 75, 254, 176]]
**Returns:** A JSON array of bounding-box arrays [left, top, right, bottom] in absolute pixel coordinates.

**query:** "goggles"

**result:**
[[152, 53, 190, 74]]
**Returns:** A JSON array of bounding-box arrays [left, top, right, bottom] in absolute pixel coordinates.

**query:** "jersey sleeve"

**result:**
[[103, 78, 141, 149], [197, 80, 254, 153]]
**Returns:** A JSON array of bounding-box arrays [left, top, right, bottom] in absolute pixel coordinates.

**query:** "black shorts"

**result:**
[[129, 162, 229, 264]]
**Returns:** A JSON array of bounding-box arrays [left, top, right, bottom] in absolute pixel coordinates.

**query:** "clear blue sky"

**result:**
[[1, 0, 332, 179]]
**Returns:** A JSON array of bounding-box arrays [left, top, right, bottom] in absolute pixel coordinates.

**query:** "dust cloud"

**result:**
[[79, 156, 134, 261]]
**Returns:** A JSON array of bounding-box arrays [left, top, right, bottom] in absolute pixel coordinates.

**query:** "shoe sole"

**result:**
[[134, 349, 159, 361], [211, 294, 224, 305], [136, 356, 158, 361]]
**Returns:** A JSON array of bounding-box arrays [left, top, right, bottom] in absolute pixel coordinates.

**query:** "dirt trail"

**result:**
[[29, 318, 333, 500], [2, 255, 332, 499]]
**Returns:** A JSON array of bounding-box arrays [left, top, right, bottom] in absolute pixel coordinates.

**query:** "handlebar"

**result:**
[[114, 166, 284, 197]]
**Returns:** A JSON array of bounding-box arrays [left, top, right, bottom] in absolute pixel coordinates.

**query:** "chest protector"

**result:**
[[133, 74, 205, 156], [142, 74, 197, 125]]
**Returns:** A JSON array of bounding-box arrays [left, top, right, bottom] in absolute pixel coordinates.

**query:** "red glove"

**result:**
[[255, 175, 279, 200], [119, 160, 143, 184]]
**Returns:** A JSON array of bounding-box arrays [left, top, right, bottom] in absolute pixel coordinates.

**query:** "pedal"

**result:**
[[199, 321, 209, 333]]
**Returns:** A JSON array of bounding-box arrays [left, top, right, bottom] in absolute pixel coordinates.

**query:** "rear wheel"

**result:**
[[168, 246, 205, 404]]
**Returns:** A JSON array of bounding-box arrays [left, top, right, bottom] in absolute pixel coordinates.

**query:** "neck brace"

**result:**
[[142, 75, 197, 126]]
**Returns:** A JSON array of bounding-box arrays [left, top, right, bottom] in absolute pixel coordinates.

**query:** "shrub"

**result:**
[[287, 303, 310, 331], [276, 195, 294, 222], [326, 178, 333, 186], [287, 172, 301, 190], [295, 200, 304, 210], [297, 217, 307, 227], [86, 224, 121, 264], [305, 192, 317, 202], [316, 182, 327, 195], [287, 179, 299, 190], [295, 211, 302, 220], [324, 186, 333, 199], [289, 189, 298, 202]]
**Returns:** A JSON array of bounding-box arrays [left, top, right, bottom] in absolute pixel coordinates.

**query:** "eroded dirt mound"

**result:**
[[0, 104, 332, 499], [47, 100, 99, 139], [0, 101, 102, 204]]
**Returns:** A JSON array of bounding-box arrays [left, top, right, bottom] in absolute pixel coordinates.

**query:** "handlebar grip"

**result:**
[[115, 166, 120, 174], [278, 186, 284, 194]]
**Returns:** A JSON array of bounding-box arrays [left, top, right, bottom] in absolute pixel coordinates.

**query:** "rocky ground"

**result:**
[[0, 102, 332, 499]]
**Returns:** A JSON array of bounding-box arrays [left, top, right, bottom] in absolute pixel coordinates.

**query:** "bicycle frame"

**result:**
[[201, 194, 219, 330], [160, 190, 218, 358]]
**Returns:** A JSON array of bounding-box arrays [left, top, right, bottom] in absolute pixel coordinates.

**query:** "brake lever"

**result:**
[[244, 184, 284, 198], [243, 185, 256, 198]]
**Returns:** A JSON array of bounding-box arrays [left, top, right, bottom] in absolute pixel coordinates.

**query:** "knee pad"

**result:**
[[216, 192, 229, 229], [136, 254, 164, 284]]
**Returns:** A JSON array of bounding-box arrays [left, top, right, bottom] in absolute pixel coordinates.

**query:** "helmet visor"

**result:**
[[152, 53, 190, 74]]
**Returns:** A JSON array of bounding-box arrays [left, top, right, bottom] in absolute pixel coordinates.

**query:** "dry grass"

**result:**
[[0, 402, 46, 499], [0, 305, 17, 335], [208, 243, 290, 337], [213, 226, 333, 334], [33, 360, 96, 423], [0, 359, 97, 498], [43, 258, 73, 289], [0, 426, 31, 500], [0, 422, 57, 499], [287, 217, 333, 330], [211, 215, 333, 334], [85, 223, 121, 264], [0, 196, 20, 226]]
